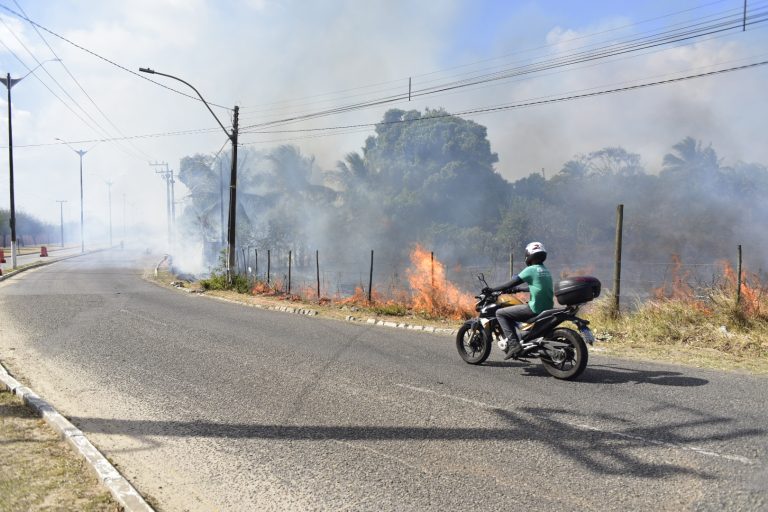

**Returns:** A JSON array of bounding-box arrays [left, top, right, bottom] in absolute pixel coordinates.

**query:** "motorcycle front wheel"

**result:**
[[456, 321, 491, 365], [541, 328, 588, 380]]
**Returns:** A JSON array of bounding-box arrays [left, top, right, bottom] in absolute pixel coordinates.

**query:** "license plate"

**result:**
[[580, 327, 595, 344]]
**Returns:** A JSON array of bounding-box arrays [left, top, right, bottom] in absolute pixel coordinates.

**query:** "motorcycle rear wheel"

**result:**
[[541, 328, 588, 380], [456, 322, 491, 365]]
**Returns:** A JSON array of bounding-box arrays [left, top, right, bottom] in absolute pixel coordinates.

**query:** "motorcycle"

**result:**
[[456, 273, 601, 380]]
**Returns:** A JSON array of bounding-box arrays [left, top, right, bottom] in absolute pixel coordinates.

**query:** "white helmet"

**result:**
[[525, 242, 547, 265]]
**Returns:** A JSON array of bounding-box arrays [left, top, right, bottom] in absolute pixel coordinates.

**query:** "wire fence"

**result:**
[[229, 247, 759, 311]]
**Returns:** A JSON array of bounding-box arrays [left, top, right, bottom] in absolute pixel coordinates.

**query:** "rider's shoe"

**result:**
[[503, 337, 523, 359]]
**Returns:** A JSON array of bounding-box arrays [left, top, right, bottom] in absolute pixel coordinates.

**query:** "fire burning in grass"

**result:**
[[246, 245, 475, 319], [406, 245, 474, 319], [721, 260, 765, 317], [653, 254, 694, 300]]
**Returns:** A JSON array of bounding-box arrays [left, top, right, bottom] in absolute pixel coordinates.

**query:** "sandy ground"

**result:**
[[0, 389, 119, 511]]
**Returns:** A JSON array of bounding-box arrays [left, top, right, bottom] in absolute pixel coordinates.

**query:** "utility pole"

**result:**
[[2, 73, 18, 268], [105, 181, 113, 247], [138, 67, 239, 280], [170, 170, 176, 239], [2, 59, 60, 269], [56, 200, 67, 247], [227, 106, 239, 276], [219, 159, 225, 248], [150, 161, 173, 249]]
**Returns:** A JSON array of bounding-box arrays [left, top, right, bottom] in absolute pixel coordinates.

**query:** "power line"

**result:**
[[0, 15, 149, 163], [0, 126, 224, 149], [6, 56, 767, 151], [10, 0, 156, 162], [0, 2, 232, 111], [237, 7, 768, 131], [236, 59, 768, 144], [238, 0, 735, 114], [0, 38, 124, 148]]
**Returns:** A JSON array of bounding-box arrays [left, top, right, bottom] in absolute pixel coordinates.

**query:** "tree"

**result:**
[[360, 108, 508, 241], [662, 136, 720, 176]]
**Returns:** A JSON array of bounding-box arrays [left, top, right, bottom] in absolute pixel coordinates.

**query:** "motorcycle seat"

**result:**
[[525, 307, 568, 325]]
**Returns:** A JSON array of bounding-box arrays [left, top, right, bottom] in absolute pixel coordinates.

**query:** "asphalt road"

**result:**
[[0, 250, 766, 511]]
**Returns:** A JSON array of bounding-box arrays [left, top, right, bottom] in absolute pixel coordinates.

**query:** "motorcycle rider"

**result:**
[[483, 242, 554, 358]]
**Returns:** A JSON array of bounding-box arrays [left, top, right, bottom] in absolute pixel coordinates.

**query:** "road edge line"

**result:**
[[0, 362, 155, 512]]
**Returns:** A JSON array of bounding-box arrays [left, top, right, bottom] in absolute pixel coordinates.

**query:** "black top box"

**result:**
[[555, 276, 602, 306]]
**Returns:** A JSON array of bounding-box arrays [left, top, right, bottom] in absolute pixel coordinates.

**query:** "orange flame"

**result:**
[[253, 279, 283, 296], [721, 260, 764, 317], [653, 254, 694, 300], [337, 286, 382, 305], [406, 245, 474, 319]]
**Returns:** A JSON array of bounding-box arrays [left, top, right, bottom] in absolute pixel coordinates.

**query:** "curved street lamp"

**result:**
[[138, 67, 239, 279], [1, 58, 61, 268]]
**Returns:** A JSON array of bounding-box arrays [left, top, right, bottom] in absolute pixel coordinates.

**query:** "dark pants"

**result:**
[[497, 304, 534, 341]]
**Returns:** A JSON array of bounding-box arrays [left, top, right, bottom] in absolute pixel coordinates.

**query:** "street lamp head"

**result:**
[[139, 67, 155, 74]]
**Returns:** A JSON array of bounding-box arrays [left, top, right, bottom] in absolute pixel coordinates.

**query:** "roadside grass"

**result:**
[[0, 390, 120, 511], [583, 288, 768, 374]]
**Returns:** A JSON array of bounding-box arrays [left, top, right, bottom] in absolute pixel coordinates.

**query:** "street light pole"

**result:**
[[3, 73, 18, 268], [55, 200, 67, 247], [57, 138, 94, 254], [106, 180, 113, 247], [138, 67, 239, 279], [2, 59, 61, 269]]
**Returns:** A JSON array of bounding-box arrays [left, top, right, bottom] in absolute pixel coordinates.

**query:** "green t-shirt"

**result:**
[[519, 264, 554, 314]]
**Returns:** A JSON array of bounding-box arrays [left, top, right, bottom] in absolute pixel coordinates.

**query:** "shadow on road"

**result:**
[[483, 361, 709, 386], [71, 402, 761, 479]]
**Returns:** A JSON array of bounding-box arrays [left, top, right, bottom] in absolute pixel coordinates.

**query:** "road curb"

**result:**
[[0, 363, 154, 512], [153, 259, 460, 337], [181, 286, 458, 336]]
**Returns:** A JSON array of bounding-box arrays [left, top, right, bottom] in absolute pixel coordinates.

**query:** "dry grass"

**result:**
[[583, 285, 768, 374], [0, 390, 120, 511]]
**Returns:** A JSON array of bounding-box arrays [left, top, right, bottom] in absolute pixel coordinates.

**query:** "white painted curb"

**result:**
[[0, 363, 154, 512]]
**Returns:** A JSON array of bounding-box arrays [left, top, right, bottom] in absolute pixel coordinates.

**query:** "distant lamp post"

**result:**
[[55, 200, 67, 247], [55, 138, 99, 253], [138, 67, 239, 279], [106, 180, 113, 247], [1, 58, 61, 268]]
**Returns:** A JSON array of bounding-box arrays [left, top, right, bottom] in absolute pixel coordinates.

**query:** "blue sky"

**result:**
[[0, 0, 766, 233]]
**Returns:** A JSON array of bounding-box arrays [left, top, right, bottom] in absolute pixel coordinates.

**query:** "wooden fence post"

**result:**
[[736, 244, 743, 306], [254, 248, 258, 277], [288, 250, 292, 294], [267, 249, 271, 285], [316, 250, 321, 300], [431, 251, 435, 289], [368, 250, 374, 303], [612, 204, 624, 317]]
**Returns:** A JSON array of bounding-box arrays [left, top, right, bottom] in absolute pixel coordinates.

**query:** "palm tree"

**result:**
[[334, 151, 373, 191], [662, 136, 720, 175]]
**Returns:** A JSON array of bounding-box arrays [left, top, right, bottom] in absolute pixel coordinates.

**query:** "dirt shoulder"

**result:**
[[0, 389, 120, 511]]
